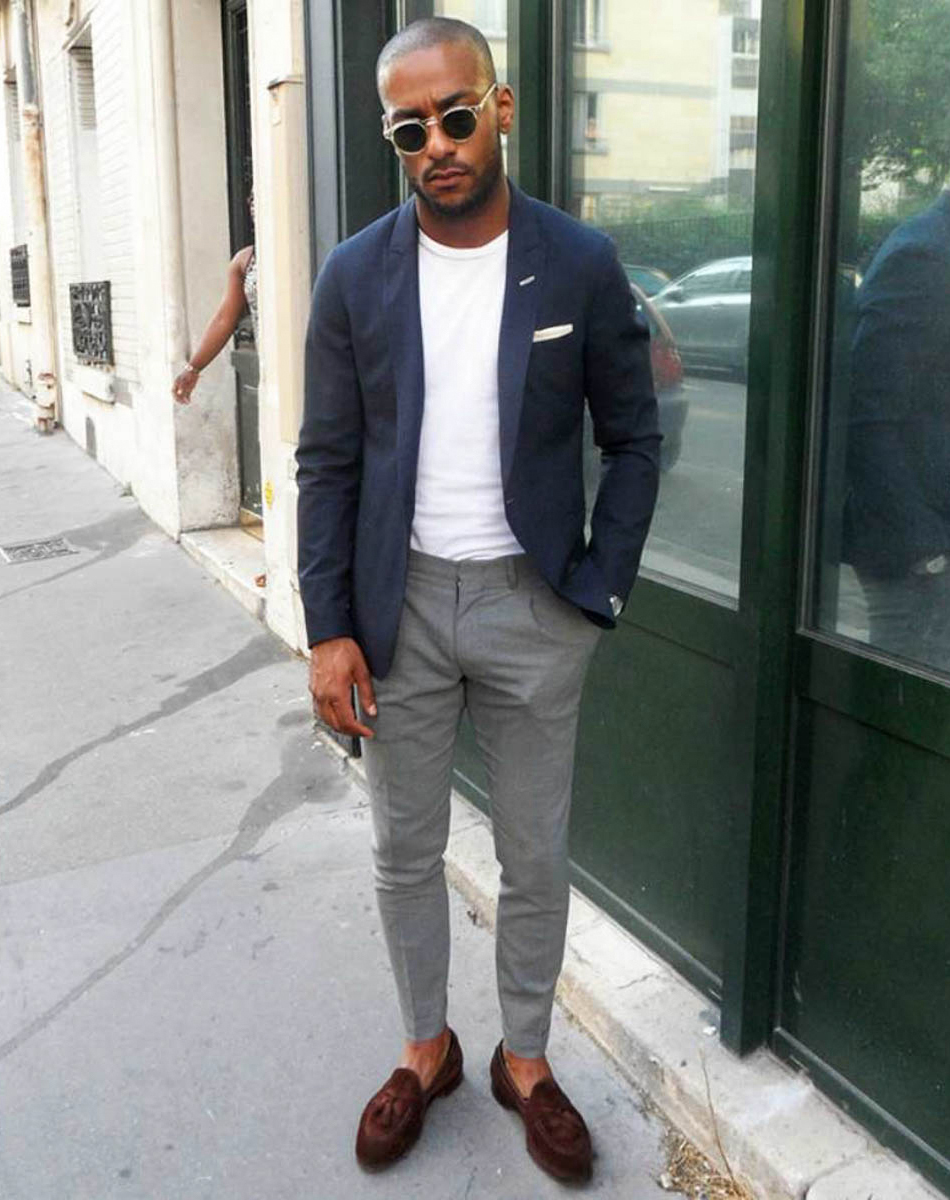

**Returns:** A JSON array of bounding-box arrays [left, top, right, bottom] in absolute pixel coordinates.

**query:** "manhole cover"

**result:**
[[0, 537, 79, 564]]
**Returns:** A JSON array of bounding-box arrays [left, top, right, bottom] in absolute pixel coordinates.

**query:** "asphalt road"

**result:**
[[644, 371, 869, 636], [646, 372, 746, 599], [0, 384, 672, 1200]]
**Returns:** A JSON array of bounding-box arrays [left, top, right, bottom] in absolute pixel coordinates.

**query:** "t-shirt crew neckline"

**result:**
[[418, 228, 508, 259]]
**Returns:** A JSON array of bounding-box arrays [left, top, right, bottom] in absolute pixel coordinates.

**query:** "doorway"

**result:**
[[222, 0, 261, 520]]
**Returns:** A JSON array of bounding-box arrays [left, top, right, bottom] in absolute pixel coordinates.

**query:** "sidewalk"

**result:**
[[0, 384, 674, 1199], [2, 384, 942, 1200]]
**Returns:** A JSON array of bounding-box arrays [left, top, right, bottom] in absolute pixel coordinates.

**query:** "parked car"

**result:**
[[583, 282, 687, 502], [652, 255, 752, 377], [623, 263, 671, 297], [631, 282, 688, 472]]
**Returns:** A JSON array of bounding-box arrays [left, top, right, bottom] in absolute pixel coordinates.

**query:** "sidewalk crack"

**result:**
[[0, 634, 284, 818], [0, 731, 350, 1061]]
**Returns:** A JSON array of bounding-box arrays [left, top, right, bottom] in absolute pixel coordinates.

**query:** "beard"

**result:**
[[409, 134, 504, 219]]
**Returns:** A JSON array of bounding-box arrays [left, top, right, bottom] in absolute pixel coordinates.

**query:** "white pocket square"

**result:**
[[532, 323, 573, 343]]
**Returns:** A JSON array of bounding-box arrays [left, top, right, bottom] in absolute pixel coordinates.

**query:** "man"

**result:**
[[843, 189, 950, 671], [296, 18, 659, 1183]]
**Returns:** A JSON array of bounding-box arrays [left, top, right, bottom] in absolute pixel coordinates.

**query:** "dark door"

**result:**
[[440, 0, 762, 1001], [561, 0, 766, 998], [222, 0, 261, 517], [776, 1, 950, 1189], [308, 0, 950, 1188]]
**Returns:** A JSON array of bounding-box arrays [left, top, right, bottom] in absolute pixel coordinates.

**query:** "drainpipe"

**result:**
[[13, 0, 59, 432]]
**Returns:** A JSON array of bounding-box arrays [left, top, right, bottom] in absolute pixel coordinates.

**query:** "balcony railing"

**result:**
[[10, 245, 30, 307], [69, 281, 113, 366], [730, 131, 758, 151]]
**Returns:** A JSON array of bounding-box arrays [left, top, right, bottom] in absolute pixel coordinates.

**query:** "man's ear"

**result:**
[[496, 84, 515, 136]]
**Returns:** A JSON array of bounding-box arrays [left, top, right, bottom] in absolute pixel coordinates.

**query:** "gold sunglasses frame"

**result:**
[[382, 83, 498, 155]]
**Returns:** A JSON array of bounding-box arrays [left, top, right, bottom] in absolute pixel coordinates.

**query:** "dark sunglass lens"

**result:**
[[393, 123, 427, 153], [441, 110, 477, 141]]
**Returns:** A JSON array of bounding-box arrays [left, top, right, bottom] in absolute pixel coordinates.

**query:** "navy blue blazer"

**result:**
[[844, 190, 950, 577], [296, 183, 660, 678]]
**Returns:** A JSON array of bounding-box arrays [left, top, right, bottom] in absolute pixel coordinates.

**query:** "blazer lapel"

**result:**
[[385, 198, 425, 524], [498, 185, 544, 486]]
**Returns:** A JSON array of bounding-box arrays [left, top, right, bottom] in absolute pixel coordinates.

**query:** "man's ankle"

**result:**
[[405, 1027, 449, 1053]]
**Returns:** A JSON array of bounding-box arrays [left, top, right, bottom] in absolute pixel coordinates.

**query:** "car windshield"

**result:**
[[675, 259, 751, 297]]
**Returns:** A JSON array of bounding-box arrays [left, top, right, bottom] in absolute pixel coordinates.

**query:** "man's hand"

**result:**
[[309, 637, 377, 738]]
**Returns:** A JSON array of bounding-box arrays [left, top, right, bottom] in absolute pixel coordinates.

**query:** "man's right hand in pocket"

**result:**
[[309, 637, 377, 739]]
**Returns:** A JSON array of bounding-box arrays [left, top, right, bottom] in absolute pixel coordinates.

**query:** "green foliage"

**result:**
[[603, 210, 753, 280], [863, 0, 950, 189]]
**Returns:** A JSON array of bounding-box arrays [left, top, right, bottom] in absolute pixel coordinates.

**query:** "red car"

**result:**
[[631, 282, 688, 472]]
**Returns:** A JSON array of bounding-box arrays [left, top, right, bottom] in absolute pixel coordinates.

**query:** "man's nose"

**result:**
[[425, 118, 456, 160]]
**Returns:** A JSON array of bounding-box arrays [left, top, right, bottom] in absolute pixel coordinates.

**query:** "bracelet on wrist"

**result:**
[[184, 362, 200, 375]]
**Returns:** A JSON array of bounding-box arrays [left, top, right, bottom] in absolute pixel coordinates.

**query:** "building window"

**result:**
[[731, 16, 760, 88], [732, 57, 759, 89], [732, 17, 760, 55], [69, 35, 105, 280], [572, 91, 606, 153], [574, 0, 607, 48], [730, 115, 757, 152], [473, 0, 507, 36], [4, 79, 27, 243]]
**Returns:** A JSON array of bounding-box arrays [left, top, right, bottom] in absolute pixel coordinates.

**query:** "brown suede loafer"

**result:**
[[355, 1029, 463, 1169], [490, 1041, 593, 1184]]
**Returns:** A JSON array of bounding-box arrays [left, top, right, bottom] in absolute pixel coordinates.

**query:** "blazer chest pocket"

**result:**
[[527, 321, 582, 399]]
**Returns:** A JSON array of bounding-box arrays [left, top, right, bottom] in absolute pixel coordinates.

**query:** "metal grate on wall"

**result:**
[[70, 45, 97, 130], [10, 244, 30, 307], [4, 78, 20, 143], [5, 78, 27, 244], [69, 280, 113, 365]]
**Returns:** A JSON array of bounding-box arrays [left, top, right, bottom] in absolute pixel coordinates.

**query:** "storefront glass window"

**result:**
[[570, 0, 762, 603], [433, 1, 508, 82], [811, 0, 950, 677]]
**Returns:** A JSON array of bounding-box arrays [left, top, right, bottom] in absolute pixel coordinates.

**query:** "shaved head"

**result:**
[[376, 17, 496, 100]]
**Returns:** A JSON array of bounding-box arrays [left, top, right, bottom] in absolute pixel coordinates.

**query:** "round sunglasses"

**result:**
[[382, 83, 497, 155]]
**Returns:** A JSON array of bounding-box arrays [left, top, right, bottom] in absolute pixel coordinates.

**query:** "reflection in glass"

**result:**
[[571, 0, 762, 602], [432, 1, 508, 82], [431, 2, 509, 176], [813, 0, 950, 676]]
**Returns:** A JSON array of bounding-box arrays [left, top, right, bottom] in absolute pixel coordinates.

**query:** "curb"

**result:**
[[319, 733, 941, 1200], [179, 527, 266, 622], [172, 522, 941, 1200]]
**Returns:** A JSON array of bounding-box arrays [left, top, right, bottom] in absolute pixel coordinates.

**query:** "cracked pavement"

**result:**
[[0, 385, 669, 1199]]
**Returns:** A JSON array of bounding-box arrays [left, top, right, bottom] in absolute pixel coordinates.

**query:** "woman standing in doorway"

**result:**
[[172, 195, 258, 405]]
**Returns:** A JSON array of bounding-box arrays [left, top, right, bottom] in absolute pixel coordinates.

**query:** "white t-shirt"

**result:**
[[411, 228, 524, 561]]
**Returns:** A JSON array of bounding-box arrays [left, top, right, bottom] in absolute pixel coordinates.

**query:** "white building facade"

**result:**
[[0, 0, 312, 652]]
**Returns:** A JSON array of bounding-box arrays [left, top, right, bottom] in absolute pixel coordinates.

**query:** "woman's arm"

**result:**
[[172, 246, 252, 404]]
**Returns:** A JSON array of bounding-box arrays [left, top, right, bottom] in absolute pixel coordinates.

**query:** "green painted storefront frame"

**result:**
[[302, 2, 950, 1191]]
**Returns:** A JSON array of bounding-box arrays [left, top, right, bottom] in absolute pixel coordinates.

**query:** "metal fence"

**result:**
[[604, 210, 754, 281]]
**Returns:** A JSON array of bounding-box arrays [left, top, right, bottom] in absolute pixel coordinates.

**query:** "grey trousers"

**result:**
[[859, 568, 950, 674], [361, 550, 601, 1058]]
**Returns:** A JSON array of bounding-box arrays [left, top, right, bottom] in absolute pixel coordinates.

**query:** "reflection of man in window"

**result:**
[[843, 189, 950, 670]]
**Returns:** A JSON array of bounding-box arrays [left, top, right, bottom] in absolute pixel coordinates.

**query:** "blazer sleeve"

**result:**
[[296, 249, 363, 647], [580, 237, 661, 610], [846, 242, 950, 575]]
